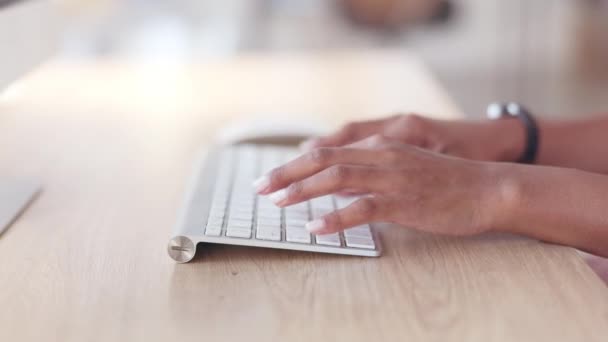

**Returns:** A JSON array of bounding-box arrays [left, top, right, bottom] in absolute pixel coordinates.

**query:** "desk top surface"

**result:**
[[0, 50, 606, 342]]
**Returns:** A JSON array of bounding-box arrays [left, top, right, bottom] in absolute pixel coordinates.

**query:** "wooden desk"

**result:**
[[0, 51, 606, 341]]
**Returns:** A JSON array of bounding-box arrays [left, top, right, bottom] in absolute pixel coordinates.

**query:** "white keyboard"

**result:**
[[168, 144, 381, 263]]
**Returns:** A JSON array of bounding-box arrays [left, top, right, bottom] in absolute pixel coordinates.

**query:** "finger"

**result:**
[[268, 165, 391, 207], [345, 134, 398, 150], [383, 114, 429, 146], [254, 147, 389, 194], [300, 119, 386, 151], [305, 197, 385, 235]]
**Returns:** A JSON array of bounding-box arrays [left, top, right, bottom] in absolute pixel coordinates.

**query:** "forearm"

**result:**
[[537, 116, 608, 173], [487, 163, 608, 257]]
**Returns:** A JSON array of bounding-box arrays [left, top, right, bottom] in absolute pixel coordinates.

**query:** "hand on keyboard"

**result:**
[[254, 134, 495, 236]]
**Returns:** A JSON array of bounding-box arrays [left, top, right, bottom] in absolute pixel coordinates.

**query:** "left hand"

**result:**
[[254, 135, 499, 236]]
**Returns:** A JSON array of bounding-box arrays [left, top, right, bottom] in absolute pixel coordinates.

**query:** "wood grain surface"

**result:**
[[0, 50, 606, 342]]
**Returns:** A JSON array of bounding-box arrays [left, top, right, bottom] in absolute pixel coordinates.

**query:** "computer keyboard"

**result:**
[[168, 144, 381, 263]]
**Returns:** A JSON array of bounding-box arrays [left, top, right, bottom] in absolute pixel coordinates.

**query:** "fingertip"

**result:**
[[268, 188, 289, 206], [305, 219, 327, 234], [252, 175, 271, 194]]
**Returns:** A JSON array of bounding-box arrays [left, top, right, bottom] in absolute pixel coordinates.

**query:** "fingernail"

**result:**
[[269, 189, 288, 205], [306, 219, 326, 233], [252, 175, 270, 193]]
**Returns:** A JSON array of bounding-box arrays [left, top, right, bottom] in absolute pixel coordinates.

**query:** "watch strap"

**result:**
[[487, 103, 539, 164]]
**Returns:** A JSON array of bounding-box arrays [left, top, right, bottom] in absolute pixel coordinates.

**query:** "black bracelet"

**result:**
[[486, 103, 540, 164]]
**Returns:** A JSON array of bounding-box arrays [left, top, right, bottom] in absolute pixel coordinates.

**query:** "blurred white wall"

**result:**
[[52, 0, 608, 117]]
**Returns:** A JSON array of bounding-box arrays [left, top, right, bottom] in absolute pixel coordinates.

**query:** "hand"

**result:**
[[255, 135, 499, 236], [301, 114, 526, 162]]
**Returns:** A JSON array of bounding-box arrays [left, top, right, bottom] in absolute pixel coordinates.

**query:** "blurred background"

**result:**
[[45, 0, 608, 118]]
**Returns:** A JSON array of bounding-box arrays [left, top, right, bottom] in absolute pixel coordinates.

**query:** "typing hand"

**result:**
[[300, 114, 525, 163], [254, 135, 499, 235]]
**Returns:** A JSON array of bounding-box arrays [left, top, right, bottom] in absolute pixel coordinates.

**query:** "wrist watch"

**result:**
[[486, 102, 539, 164]]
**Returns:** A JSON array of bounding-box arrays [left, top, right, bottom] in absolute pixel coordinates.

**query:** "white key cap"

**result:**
[[345, 236, 375, 249], [230, 208, 254, 219], [285, 218, 307, 227], [212, 193, 229, 202], [285, 207, 308, 214], [312, 196, 334, 209], [207, 210, 225, 220], [209, 203, 227, 213], [256, 226, 281, 241], [315, 233, 341, 246], [206, 217, 224, 226], [286, 228, 311, 244], [285, 208, 308, 217], [205, 216, 224, 236], [344, 225, 373, 239], [312, 208, 332, 219], [257, 215, 281, 224], [227, 219, 252, 229], [257, 206, 278, 213], [205, 221, 223, 236], [310, 196, 334, 219], [226, 228, 251, 238], [256, 211, 281, 220]]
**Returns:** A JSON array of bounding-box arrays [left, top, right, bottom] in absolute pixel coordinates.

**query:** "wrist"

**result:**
[[478, 162, 528, 233]]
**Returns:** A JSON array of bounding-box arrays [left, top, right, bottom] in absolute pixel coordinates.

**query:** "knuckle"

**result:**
[[339, 123, 359, 140], [342, 122, 359, 133], [324, 212, 343, 230], [268, 166, 285, 183], [389, 113, 404, 121], [356, 198, 378, 218], [327, 165, 350, 184], [287, 182, 304, 198], [307, 147, 333, 166], [399, 113, 428, 132], [368, 134, 390, 147]]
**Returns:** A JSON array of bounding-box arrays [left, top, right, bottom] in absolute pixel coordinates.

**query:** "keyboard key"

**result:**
[[205, 219, 223, 236], [256, 212, 281, 220], [311, 196, 334, 209], [227, 219, 252, 229], [345, 236, 375, 249], [286, 228, 311, 244], [226, 228, 251, 238], [285, 218, 307, 227], [229, 208, 254, 219], [256, 217, 281, 226], [256, 226, 281, 241], [285, 211, 309, 220], [209, 203, 227, 212], [206, 217, 224, 226], [205, 226, 222, 236], [344, 225, 373, 239], [310, 196, 335, 220], [315, 233, 341, 247], [312, 208, 332, 219]]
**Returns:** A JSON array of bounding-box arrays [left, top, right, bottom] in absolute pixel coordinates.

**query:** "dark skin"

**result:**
[[253, 114, 608, 257]]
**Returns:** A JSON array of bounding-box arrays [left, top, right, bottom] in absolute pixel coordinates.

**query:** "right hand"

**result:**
[[301, 114, 526, 162]]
